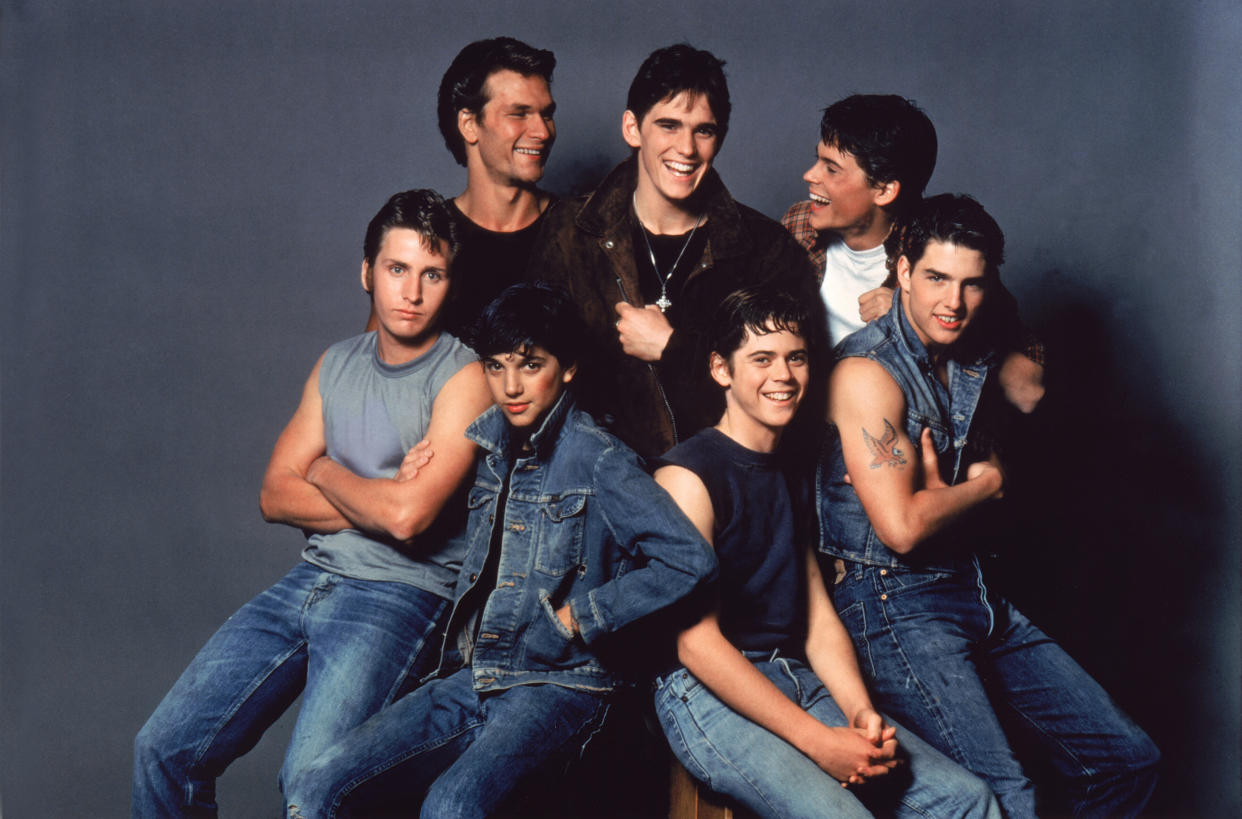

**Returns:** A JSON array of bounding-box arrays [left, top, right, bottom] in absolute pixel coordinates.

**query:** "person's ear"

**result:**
[[360, 260, 373, 293], [896, 255, 913, 292], [874, 179, 900, 208], [459, 108, 479, 146], [561, 363, 577, 384], [709, 351, 732, 388], [622, 110, 642, 149]]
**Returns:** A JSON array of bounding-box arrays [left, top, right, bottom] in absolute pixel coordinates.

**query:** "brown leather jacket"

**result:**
[[528, 158, 825, 459]]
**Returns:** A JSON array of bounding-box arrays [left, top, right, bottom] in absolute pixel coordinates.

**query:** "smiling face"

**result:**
[[623, 91, 720, 219], [896, 240, 988, 351], [462, 69, 556, 188], [482, 345, 576, 431], [802, 140, 896, 248], [711, 325, 809, 451], [362, 227, 452, 363]]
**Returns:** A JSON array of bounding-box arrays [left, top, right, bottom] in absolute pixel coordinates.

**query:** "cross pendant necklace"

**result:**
[[636, 196, 703, 314]]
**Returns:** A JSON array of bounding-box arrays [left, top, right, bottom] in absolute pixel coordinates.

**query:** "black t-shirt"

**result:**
[[445, 199, 554, 338], [629, 219, 709, 316], [656, 428, 806, 655]]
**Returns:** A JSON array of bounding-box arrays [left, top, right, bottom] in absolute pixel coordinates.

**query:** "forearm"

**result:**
[[306, 457, 425, 542], [872, 470, 1001, 554], [259, 469, 352, 533], [571, 540, 714, 644], [678, 627, 828, 754], [805, 621, 875, 724], [574, 456, 717, 644]]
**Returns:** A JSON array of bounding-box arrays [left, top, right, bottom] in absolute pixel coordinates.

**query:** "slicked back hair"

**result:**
[[626, 44, 731, 145], [886, 193, 1005, 279], [363, 189, 458, 267], [820, 94, 937, 215], [437, 37, 556, 167], [471, 282, 589, 372]]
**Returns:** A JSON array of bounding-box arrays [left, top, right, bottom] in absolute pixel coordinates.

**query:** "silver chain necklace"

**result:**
[[634, 196, 703, 313]]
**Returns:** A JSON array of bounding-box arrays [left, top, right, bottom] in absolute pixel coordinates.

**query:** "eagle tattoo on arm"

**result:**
[[863, 419, 907, 469]]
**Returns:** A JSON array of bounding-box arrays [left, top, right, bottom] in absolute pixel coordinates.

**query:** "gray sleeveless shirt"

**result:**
[[301, 331, 477, 598]]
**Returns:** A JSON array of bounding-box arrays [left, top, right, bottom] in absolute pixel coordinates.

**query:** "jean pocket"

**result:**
[[877, 568, 954, 597]]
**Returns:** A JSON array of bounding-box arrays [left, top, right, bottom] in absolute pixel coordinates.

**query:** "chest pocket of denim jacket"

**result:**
[[535, 493, 587, 576]]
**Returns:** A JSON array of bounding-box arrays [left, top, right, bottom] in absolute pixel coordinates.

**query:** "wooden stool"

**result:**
[[668, 759, 757, 819]]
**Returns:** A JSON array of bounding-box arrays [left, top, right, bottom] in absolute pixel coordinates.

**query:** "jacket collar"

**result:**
[[883, 290, 995, 371], [467, 390, 577, 463], [575, 156, 751, 261]]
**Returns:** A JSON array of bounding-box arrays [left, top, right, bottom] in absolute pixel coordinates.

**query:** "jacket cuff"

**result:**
[[573, 591, 610, 645]]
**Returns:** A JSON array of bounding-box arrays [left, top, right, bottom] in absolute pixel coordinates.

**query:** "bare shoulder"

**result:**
[[830, 358, 903, 417], [654, 464, 715, 545], [435, 360, 490, 406], [654, 463, 708, 498]]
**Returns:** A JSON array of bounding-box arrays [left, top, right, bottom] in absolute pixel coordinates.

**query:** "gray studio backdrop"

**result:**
[[2, 1, 1239, 816]]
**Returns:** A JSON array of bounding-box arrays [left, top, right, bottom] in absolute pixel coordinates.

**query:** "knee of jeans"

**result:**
[[133, 713, 178, 770], [282, 761, 334, 818], [956, 772, 1002, 819], [420, 779, 484, 819]]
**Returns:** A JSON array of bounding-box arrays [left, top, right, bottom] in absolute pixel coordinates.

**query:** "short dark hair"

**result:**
[[437, 37, 556, 167], [886, 193, 1005, 278], [363, 189, 458, 267], [471, 282, 589, 371], [626, 44, 731, 144], [709, 288, 814, 365], [820, 95, 937, 214]]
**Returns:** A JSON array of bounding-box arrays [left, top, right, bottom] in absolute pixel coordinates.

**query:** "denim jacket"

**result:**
[[441, 393, 717, 693], [818, 292, 998, 570]]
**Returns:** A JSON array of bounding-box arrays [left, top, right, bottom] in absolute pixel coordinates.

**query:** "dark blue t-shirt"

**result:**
[[656, 428, 805, 655]]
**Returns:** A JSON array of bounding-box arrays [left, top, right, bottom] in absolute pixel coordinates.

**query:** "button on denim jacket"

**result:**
[[818, 293, 998, 571], [442, 393, 717, 694]]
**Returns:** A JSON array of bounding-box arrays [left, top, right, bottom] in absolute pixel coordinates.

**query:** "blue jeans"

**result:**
[[834, 560, 1160, 818], [283, 667, 610, 818], [132, 561, 449, 817], [654, 657, 1000, 819]]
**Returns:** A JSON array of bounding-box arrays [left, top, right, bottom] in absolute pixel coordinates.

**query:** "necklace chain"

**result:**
[[634, 195, 703, 313]]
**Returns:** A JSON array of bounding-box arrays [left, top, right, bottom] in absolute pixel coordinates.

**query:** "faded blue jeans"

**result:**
[[655, 655, 1000, 818], [833, 559, 1160, 818], [132, 561, 449, 817], [283, 666, 610, 818]]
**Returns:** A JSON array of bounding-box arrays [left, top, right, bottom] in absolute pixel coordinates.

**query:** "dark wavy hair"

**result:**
[[437, 37, 556, 167], [820, 94, 937, 215], [885, 193, 1005, 278], [626, 44, 730, 145], [708, 288, 815, 365], [471, 282, 589, 372]]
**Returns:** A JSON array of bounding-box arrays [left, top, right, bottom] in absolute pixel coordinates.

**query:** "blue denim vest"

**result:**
[[441, 393, 717, 694], [818, 293, 997, 570]]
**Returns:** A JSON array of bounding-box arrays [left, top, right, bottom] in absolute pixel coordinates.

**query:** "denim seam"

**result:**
[[872, 574, 971, 767], [380, 597, 449, 706], [189, 639, 308, 789], [672, 683, 784, 816], [326, 717, 487, 818]]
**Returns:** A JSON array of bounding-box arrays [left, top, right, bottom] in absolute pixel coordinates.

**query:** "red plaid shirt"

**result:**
[[781, 200, 827, 283]]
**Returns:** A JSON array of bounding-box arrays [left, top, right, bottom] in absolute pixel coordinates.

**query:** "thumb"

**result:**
[[919, 428, 944, 489]]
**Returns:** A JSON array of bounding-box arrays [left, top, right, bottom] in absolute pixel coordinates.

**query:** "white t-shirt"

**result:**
[[819, 238, 889, 345]]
